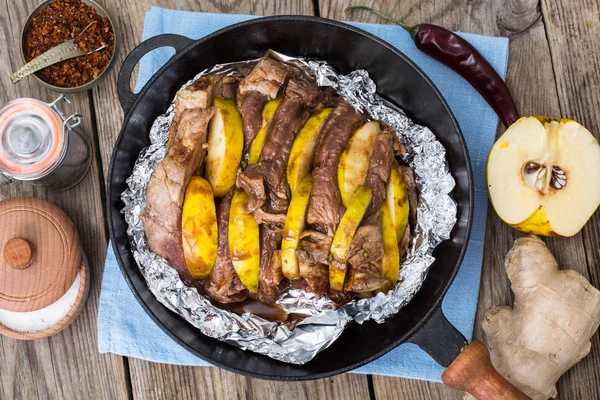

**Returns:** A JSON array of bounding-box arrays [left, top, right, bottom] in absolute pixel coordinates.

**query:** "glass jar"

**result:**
[[0, 94, 91, 191]]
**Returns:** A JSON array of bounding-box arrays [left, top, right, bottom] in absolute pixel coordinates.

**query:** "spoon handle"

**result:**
[[11, 39, 84, 84]]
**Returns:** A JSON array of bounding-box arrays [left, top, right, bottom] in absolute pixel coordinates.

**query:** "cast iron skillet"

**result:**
[[108, 16, 520, 395]]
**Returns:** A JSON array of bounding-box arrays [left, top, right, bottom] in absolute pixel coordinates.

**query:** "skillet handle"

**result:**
[[117, 34, 192, 113], [408, 307, 529, 400], [407, 305, 467, 367], [442, 340, 530, 400]]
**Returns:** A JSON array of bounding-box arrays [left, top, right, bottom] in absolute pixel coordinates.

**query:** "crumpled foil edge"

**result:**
[[121, 53, 457, 365]]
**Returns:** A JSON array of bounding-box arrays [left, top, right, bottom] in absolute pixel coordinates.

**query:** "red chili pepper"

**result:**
[[345, 6, 519, 127]]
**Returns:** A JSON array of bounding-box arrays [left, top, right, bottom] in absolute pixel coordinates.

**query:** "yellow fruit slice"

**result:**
[[249, 97, 283, 164], [281, 176, 313, 279], [228, 191, 260, 293], [386, 161, 410, 243], [338, 121, 380, 207], [287, 108, 332, 192], [205, 98, 244, 197], [380, 203, 400, 292], [329, 185, 372, 291], [182, 176, 218, 279]]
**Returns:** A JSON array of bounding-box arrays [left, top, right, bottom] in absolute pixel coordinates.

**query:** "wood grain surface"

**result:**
[[0, 0, 598, 398], [0, 197, 81, 312], [0, 1, 128, 399]]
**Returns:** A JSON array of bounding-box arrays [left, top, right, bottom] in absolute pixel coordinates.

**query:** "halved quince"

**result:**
[[380, 203, 400, 292], [228, 191, 260, 293], [281, 176, 312, 279], [386, 161, 410, 242], [338, 121, 380, 207], [182, 176, 218, 279], [287, 108, 332, 192], [329, 185, 372, 291], [487, 116, 600, 237], [249, 97, 283, 164], [205, 98, 244, 197]]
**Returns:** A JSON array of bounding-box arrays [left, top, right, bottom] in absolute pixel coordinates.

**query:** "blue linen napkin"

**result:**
[[98, 7, 509, 382]]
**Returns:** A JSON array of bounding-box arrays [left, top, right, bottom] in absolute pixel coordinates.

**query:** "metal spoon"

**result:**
[[11, 21, 107, 84]]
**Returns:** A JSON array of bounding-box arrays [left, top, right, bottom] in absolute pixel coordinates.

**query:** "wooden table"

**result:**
[[1, 0, 599, 398]]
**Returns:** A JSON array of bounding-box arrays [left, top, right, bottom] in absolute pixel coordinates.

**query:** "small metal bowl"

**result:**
[[20, 0, 121, 93]]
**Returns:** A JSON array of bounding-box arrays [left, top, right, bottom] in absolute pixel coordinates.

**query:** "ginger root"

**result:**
[[482, 235, 600, 400]]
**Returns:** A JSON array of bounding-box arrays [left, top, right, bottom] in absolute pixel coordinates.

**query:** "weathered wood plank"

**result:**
[[537, 1, 600, 398], [324, 0, 599, 399], [128, 362, 371, 400], [0, 0, 128, 399], [93, 1, 369, 399]]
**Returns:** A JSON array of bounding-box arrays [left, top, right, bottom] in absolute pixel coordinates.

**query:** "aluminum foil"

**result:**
[[121, 52, 457, 364]]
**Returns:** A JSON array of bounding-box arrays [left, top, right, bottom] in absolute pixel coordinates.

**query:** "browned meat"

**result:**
[[236, 168, 266, 212], [253, 208, 286, 227], [398, 223, 411, 260], [239, 91, 268, 148], [343, 214, 387, 293], [306, 102, 364, 235], [364, 125, 396, 217], [238, 69, 321, 213], [400, 165, 418, 225], [237, 58, 288, 148], [143, 75, 227, 283], [296, 230, 332, 266], [327, 288, 353, 305], [295, 231, 332, 295], [306, 169, 342, 236], [258, 227, 284, 304], [142, 108, 215, 283], [213, 76, 240, 101], [319, 86, 343, 108], [298, 262, 329, 295], [205, 190, 247, 303], [394, 137, 407, 157], [172, 74, 223, 119], [396, 164, 417, 259]]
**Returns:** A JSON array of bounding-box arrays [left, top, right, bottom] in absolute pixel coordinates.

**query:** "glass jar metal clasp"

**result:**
[[0, 170, 13, 185], [46, 93, 84, 132]]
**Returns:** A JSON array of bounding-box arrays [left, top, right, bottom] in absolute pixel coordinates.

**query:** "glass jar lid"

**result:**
[[0, 98, 66, 180]]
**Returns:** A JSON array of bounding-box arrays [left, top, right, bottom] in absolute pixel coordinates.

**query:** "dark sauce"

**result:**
[[231, 299, 288, 322]]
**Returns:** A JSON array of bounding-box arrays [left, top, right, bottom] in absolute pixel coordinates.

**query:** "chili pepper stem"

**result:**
[[345, 6, 420, 39]]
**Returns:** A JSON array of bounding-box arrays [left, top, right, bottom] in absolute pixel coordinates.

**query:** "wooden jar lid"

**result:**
[[0, 197, 81, 313]]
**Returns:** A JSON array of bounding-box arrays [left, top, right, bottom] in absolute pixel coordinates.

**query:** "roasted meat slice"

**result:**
[[238, 69, 321, 213], [142, 107, 215, 283], [253, 208, 286, 227], [237, 58, 288, 149], [294, 231, 332, 295], [400, 164, 418, 226], [296, 230, 332, 266], [258, 227, 284, 304], [343, 213, 387, 293], [298, 262, 329, 295], [306, 102, 364, 235], [365, 125, 397, 217], [173, 74, 224, 119], [205, 190, 247, 303]]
